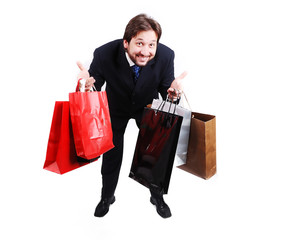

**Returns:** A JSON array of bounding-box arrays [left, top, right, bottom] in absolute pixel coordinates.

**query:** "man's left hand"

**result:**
[[167, 71, 187, 100]]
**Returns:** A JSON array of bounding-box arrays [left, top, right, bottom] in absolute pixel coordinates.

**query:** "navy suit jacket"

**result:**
[[89, 39, 175, 121]]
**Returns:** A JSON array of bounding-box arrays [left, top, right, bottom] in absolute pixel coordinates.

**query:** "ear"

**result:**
[[123, 40, 129, 49]]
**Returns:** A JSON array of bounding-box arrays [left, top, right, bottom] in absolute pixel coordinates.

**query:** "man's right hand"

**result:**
[[77, 61, 90, 79], [77, 61, 95, 92]]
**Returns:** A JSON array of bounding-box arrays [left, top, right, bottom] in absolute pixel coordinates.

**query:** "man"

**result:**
[[77, 14, 186, 218]]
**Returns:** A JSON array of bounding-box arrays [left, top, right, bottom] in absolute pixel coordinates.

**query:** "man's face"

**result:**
[[123, 30, 158, 67]]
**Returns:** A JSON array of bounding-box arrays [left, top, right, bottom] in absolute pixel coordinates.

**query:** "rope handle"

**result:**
[[181, 91, 192, 111]]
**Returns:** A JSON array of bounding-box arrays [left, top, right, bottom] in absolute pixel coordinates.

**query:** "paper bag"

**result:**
[[178, 112, 216, 179], [69, 91, 114, 159], [43, 101, 95, 174]]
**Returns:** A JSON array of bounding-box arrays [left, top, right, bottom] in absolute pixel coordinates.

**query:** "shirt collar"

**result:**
[[125, 52, 135, 67]]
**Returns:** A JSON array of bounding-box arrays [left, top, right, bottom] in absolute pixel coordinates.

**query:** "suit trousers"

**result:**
[[101, 115, 140, 198], [100, 112, 164, 199]]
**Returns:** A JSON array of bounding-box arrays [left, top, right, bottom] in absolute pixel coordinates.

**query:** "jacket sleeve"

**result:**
[[88, 48, 105, 91], [158, 50, 175, 100]]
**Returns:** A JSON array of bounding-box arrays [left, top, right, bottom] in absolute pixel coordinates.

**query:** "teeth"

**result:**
[[139, 56, 148, 61]]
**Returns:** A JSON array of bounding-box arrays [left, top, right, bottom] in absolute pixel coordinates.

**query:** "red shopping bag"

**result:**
[[43, 101, 96, 174], [69, 91, 114, 159]]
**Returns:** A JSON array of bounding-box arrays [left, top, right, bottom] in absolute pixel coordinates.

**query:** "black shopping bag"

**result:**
[[129, 106, 183, 194]]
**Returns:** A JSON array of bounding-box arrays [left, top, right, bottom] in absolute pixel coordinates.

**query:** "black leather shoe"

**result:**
[[150, 196, 172, 218], [94, 196, 115, 217]]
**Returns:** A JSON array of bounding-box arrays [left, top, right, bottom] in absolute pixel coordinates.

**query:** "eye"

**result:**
[[137, 42, 143, 46], [149, 43, 155, 48]]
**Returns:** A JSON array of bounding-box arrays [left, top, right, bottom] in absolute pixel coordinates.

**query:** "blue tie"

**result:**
[[131, 65, 141, 82]]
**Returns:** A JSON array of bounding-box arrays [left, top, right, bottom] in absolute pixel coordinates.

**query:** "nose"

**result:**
[[140, 45, 150, 56]]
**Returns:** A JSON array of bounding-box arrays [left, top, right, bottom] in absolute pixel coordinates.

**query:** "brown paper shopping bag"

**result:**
[[178, 112, 216, 179]]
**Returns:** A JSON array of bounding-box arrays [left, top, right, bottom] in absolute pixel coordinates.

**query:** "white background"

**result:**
[[1, 0, 284, 239]]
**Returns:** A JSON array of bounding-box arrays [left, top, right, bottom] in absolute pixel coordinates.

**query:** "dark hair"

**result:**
[[123, 14, 162, 43]]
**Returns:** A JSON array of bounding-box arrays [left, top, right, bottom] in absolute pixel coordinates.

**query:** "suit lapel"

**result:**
[[116, 42, 136, 91]]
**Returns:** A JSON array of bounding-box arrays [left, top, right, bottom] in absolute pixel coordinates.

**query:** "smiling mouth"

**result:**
[[137, 55, 149, 62]]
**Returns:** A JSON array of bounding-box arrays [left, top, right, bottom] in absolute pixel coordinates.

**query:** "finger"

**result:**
[[87, 77, 95, 84], [85, 87, 91, 92], [76, 61, 85, 71], [167, 87, 175, 93], [177, 71, 188, 80], [167, 88, 176, 97], [85, 77, 95, 89]]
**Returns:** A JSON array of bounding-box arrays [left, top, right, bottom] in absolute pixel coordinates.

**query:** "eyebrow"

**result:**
[[135, 38, 157, 42]]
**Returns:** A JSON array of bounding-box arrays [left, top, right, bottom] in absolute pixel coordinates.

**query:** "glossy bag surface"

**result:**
[[69, 91, 114, 159], [129, 107, 183, 194], [43, 101, 93, 174], [151, 99, 192, 166]]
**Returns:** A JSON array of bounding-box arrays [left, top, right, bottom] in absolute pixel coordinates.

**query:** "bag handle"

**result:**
[[181, 91, 192, 111], [156, 96, 179, 115], [77, 78, 97, 92], [167, 96, 178, 115], [181, 91, 196, 119]]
